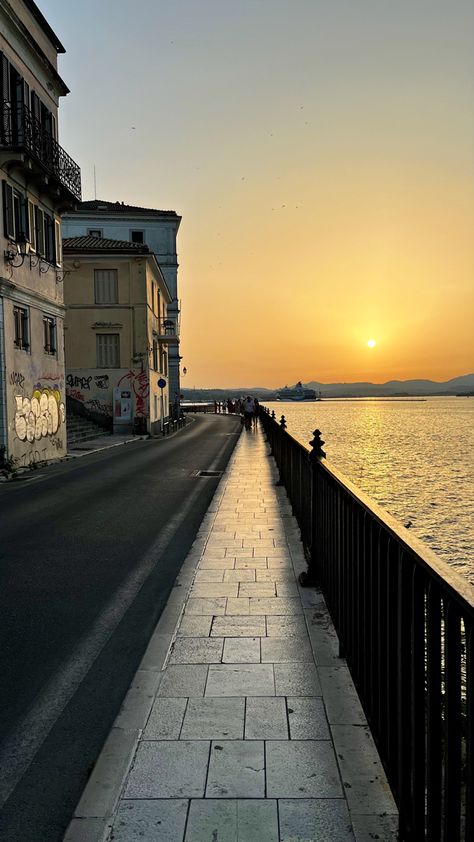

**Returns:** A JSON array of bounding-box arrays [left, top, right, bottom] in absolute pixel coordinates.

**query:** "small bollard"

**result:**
[[280, 415, 287, 429], [299, 429, 326, 588], [308, 428, 326, 459]]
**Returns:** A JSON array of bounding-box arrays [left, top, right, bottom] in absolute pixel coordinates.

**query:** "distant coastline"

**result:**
[[182, 374, 474, 402]]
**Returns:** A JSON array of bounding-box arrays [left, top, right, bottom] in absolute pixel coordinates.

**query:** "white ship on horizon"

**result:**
[[276, 381, 320, 401]]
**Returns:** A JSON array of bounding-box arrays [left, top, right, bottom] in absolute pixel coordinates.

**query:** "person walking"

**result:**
[[242, 395, 255, 430], [253, 397, 260, 427]]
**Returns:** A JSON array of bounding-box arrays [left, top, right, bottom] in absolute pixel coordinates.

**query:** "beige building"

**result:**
[[63, 236, 174, 435], [0, 0, 81, 466]]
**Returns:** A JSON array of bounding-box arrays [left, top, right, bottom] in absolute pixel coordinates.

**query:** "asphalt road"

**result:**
[[0, 413, 241, 842]]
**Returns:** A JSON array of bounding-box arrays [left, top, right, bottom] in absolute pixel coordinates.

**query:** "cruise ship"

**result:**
[[276, 381, 319, 401]]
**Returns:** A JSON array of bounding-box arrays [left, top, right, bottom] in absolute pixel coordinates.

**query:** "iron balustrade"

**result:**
[[1, 100, 81, 201], [259, 406, 473, 842]]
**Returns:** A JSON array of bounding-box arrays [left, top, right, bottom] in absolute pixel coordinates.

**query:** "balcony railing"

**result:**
[[1, 101, 81, 201], [260, 407, 474, 842], [156, 317, 179, 343]]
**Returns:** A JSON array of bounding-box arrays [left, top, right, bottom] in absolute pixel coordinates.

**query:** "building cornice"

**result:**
[[0, 276, 65, 315], [0, 0, 69, 96]]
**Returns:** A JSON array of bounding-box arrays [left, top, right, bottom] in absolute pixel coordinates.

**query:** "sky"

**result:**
[[41, 0, 473, 388]]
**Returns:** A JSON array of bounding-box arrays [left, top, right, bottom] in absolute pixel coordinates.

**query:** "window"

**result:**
[[2, 180, 28, 242], [130, 230, 144, 244], [152, 339, 158, 371], [94, 269, 118, 304], [88, 229, 103, 238], [13, 305, 29, 350], [43, 315, 56, 355], [97, 334, 120, 367], [162, 350, 168, 376]]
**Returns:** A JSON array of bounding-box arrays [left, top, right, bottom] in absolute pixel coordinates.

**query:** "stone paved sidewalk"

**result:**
[[73, 425, 398, 842]]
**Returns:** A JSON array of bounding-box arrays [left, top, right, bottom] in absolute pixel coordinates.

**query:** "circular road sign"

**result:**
[[158, 378, 167, 389]]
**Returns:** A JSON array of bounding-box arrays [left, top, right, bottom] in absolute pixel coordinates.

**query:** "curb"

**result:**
[[62, 485, 219, 842]]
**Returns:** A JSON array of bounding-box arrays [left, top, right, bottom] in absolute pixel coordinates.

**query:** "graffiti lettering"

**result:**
[[40, 374, 64, 383], [9, 371, 25, 389], [50, 437, 63, 451], [118, 370, 149, 418], [88, 399, 113, 415], [94, 374, 109, 390], [14, 387, 65, 443], [66, 374, 92, 390], [17, 448, 48, 467], [68, 389, 85, 402]]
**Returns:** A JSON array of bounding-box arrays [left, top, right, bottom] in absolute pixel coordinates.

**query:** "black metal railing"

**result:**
[[1, 101, 81, 201], [156, 317, 179, 340], [259, 406, 473, 842]]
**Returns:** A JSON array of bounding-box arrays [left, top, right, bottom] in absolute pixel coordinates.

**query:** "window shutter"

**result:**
[[54, 219, 61, 265], [19, 194, 29, 241], [0, 53, 11, 143], [35, 206, 45, 255], [2, 180, 14, 239], [28, 201, 36, 249], [44, 212, 55, 262]]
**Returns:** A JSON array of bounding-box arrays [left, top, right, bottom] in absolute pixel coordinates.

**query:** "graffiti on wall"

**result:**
[[118, 370, 149, 417], [10, 371, 25, 389], [66, 374, 92, 391], [65, 370, 149, 419], [14, 385, 66, 443]]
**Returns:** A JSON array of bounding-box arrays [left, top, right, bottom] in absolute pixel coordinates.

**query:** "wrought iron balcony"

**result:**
[[156, 317, 179, 344], [0, 101, 81, 202]]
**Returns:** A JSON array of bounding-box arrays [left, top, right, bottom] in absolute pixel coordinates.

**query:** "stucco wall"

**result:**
[[3, 295, 66, 464]]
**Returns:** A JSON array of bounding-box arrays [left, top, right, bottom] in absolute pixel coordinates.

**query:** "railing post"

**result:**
[[299, 429, 326, 587]]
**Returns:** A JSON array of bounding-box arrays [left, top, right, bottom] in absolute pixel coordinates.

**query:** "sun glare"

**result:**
[[367, 339, 377, 348]]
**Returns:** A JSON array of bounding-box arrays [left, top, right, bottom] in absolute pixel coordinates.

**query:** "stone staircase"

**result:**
[[66, 409, 111, 448]]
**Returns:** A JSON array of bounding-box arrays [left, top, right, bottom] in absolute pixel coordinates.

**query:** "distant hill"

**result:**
[[304, 374, 474, 398], [182, 374, 474, 401]]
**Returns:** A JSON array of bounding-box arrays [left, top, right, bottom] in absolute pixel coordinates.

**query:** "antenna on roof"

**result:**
[[93, 165, 97, 200]]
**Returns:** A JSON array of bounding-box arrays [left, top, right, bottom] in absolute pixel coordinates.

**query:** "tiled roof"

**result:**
[[62, 236, 151, 253], [74, 200, 179, 217]]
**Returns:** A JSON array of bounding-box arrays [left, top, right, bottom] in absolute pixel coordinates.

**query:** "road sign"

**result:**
[[158, 378, 167, 389]]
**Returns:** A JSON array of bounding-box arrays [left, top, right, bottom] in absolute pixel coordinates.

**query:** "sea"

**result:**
[[265, 397, 474, 585]]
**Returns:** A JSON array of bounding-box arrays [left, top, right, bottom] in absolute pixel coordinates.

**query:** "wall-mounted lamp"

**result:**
[[4, 233, 28, 267]]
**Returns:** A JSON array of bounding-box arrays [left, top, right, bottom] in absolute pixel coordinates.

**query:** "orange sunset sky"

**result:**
[[43, 0, 473, 388]]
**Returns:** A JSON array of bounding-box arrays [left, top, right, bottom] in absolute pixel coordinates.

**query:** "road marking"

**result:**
[[0, 480, 205, 809]]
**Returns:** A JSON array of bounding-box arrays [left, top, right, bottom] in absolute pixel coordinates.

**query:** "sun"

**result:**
[[367, 339, 376, 348]]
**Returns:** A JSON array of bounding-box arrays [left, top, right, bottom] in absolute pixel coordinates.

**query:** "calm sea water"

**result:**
[[265, 397, 474, 584]]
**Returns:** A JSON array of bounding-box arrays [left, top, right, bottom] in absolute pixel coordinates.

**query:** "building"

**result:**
[[62, 200, 182, 406], [63, 235, 174, 435], [0, 0, 81, 465]]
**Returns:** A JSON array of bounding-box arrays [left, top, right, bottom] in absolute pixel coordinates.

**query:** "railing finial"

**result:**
[[280, 415, 287, 429], [271, 410, 276, 420], [309, 428, 326, 460]]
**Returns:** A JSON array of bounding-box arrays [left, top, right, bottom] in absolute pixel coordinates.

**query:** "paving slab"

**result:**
[[125, 741, 210, 798], [112, 800, 188, 842], [185, 799, 279, 842], [143, 697, 187, 739], [266, 740, 343, 798], [279, 799, 355, 842], [244, 696, 289, 739], [169, 637, 224, 664], [181, 696, 245, 740], [206, 664, 275, 696], [206, 740, 265, 798]]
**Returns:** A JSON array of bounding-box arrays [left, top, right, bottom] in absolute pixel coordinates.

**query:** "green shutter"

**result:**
[[2, 180, 14, 239]]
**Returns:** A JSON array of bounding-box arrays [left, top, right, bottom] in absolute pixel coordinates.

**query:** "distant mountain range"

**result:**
[[182, 374, 474, 401]]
